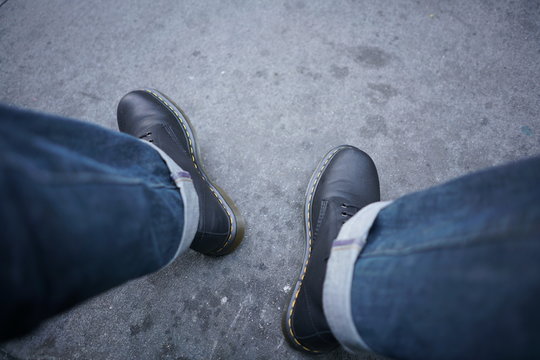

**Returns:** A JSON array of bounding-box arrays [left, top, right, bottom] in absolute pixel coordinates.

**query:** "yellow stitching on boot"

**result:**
[[287, 147, 341, 353], [144, 89, 235, 253]]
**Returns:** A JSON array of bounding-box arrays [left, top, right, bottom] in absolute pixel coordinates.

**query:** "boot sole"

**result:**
[[281, 146, 349, 354], [143, 89, 245, 256]]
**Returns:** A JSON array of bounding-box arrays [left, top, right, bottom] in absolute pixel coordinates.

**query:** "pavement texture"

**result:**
[[1, 0, 539, 359]]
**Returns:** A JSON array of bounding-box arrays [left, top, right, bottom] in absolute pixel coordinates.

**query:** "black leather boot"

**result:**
[[282, 145, 380, 353], [117, 89, 245, 256]]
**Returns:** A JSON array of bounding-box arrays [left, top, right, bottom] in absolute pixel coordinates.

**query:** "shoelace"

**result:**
[[139, 131, 154, 143]]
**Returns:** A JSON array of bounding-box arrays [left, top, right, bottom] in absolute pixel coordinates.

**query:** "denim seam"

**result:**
[[45, 181, 178, 189], [2, 156, 177, 188], [360, 233, 534, 259]]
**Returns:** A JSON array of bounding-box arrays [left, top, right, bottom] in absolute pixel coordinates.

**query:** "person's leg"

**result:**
[[286, 148, 540, 358], [347, 156, 540, 359], [282, 145, 381, 353], [0, 103, 196, 340], [117, 89, 244, 255]]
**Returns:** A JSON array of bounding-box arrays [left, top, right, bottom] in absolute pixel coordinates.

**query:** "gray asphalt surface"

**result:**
[[1, 0, 539, 359]]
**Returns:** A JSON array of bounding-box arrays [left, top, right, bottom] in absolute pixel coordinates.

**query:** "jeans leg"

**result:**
[[350, 156, 540, 360], [0, 104, 186, 340]]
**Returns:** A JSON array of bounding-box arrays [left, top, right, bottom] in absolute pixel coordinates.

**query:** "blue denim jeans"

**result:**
[[0, 104, 189, 340], [2, 103, 539, 359], [345, 156, 540, 359]]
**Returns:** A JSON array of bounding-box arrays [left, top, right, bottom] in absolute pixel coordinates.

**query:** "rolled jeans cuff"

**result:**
[[323, 200, 393, 354], [143, 141, 200, 265]]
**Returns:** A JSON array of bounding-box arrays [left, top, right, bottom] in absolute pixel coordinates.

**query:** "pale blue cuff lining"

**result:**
[[323, 200, 393, 354], [143, 141, 199, 265]]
